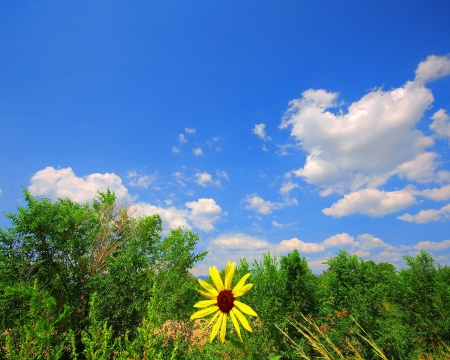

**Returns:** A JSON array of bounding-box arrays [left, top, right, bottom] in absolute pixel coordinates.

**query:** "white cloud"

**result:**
[[0, 189, 2, 195], [131, 198, 223, 233], [28, 167, 133, 205], [193, 147, 203, 156], [243, 194, 297, 214], [323, 233, 355, 247], [130, 202, 191, 231], [272, 220, 296, 228], [410, 239, 450, 251], [178, 134, 187, 143], [272, 220, 283, 227], [262, 144, 269, 152], [396, 152, 438, 183], [172, 146, 181, 153], [417, 184, 450, 201], [195, 172, 220, 187], [127, 172, 156, 189], [279, 181, 299, 195], [216, 170, 229, 181], [185, 127, 196, 134], [353, 233, 394, 251], [397, 203, 450, 223], [322, 188, 416, 217], [253, 123, 272, 141], [278, 238, 325, 253], [190, 230, 450, 276], [185, 198, 222, 232], [430, 109, 450, 140], [414, 54, 450, 84], [172, 171, 187, 187], [244, 195, 277, 214], [279, 57, 450, 196]]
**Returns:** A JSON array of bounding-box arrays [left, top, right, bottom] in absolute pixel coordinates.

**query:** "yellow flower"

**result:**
[[190, 261, 258, 344]]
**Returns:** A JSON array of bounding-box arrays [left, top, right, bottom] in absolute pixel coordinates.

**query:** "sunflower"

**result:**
[[190, 261, 258, 344]]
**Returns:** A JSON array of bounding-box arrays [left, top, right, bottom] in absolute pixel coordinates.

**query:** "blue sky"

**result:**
[[1, 2, 450, 275]]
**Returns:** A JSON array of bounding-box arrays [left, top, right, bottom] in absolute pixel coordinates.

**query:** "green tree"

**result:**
[[280, 249, 319, 318], [0, 189, 206, 358]]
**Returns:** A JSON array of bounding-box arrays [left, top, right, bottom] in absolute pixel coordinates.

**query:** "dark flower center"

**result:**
[[217, 289, 235, 313]]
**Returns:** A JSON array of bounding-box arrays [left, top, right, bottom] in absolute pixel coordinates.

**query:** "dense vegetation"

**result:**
[[1, 190, 449, 359]]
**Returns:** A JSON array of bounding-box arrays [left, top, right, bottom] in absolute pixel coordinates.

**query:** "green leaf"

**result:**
[[229, 339, 246, 352]]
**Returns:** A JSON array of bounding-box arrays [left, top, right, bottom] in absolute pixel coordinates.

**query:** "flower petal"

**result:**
[[234, 300, 258, 317], [224, 262, 235, 290], [220, 312, 228, 344], [198, 279, 219, 296], [197, 289, 217, 300], [210, 311, 223, 343], [210, 266, 224, 292], [230, 308, 242, 342], [194, 299, 217, 308], [233, 283, 253, 298], [232, 273, 251, 295], [233, 306, 253, 332], [190, 306, 219, 320], [202, 310, 220, 331]]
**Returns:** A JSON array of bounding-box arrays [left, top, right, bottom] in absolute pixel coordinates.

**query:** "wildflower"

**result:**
[[190, 261, 258, 344]]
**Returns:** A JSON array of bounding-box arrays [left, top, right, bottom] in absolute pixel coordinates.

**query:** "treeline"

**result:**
[[0, 190, 449, 359]]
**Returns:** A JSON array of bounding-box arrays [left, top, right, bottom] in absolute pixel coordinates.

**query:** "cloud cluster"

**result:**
[[28, 167, 223, 233], [279, 55, 450, 218], [191, 231, 450, 276], [127, 171, 156, 189], [131, 198, 223, 232]]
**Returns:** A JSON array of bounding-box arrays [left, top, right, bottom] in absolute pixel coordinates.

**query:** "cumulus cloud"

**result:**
[[430, 109, 450, 140], [172, 146, 181, 153], [0, 189, 2, 195], [130, 202, 191, 230], [323, 233, 355, 247], [280, 56, 450, 198], [414, 54, 450, 84], [28, 167, 133, 205], [322, 188, 416, 217], [243, 194, 297, 214], [279, 181, 299, 195], [278, 238, 325, 253], [185, 198, 222, 232], [396, 152, 438, 183], [185, 127, 196, 134], [190, 230, 450, 276], [253, 123, 272, 141], [417, 184, 450, 201], [131, 198, 223, 233], [409, 239, 450, 251], [195, 172, 220, 187], [397, 203, 450, 223], [193, 147, 203, 156]]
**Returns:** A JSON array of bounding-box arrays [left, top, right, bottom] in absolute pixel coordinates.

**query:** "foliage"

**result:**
[[1, 190, 450, 359], [0, 189, 205, 358]]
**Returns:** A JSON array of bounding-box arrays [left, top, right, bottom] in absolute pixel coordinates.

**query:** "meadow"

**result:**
[[1, 190, 449, 359]]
